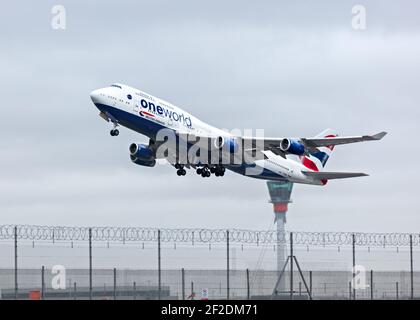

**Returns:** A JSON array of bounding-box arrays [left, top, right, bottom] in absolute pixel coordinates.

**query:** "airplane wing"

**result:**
[[302, 132, 387, 148], [171, 130, 387, 161], [241, 131, 387, 155], [302, 171, 368, 180]]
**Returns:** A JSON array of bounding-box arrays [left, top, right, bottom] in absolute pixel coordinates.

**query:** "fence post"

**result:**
[[370, 270, 373, 300], [227, 229, 230, 300], [352, 233, 356, 300], [14, 226, 18, 300], [410, 234, 414, 300], [396, 282, 399, 300], [181, 268, 185, 300], [73, 282, 77, 300], [191, 281, 194, 300], [290, 232, 294, 300], [113, 268, 117, 300], [133, 281, 136, 300], [158, 229, 161, 300], [246, 268, 250, 300], [309, 271, 312, 298], [41, 266, 45, 300], [348, 281, 351, 300], [89, 227, 92, 300]]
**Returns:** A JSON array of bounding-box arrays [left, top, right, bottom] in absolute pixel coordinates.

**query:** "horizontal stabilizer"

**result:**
[[302, 171, 368, 180]]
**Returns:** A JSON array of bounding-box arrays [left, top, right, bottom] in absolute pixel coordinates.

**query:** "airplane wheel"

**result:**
[[201, 171, 207, 178], [110, 130, 115, 136], [177, 170, 182, 176], [205, 171, 211, 177], [215, 172, 220, 177], [181, 169, 186, 176], [175, 164, 180, 170], [110, 129, 119, 136], [220, 171, 224, 176], [196, 168, 202, 175], [210, 167, 215, 173], [221, 166, 225, 173]]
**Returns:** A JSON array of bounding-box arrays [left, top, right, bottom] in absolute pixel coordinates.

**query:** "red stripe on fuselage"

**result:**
[[140, 111, 155, 117]]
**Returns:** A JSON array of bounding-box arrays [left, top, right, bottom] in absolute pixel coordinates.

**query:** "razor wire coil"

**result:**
[[0, 225, 418, 247]]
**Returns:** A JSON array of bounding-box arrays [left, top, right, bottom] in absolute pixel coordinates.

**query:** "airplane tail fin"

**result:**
[[300, 129, 338, 172]]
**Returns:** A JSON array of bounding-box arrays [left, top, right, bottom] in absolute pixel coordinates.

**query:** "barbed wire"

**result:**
[[0, 225, 418, 247]]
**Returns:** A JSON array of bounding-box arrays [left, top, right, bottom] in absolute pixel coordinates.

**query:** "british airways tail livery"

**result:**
[[90, 83, 386, 185]]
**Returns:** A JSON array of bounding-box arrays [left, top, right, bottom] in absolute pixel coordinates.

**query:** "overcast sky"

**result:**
[[1, 0, 419, 233]]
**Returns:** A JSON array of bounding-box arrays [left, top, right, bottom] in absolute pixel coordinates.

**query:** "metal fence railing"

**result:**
[[0, 225, 418, 300], [1, 268, 419, 300]]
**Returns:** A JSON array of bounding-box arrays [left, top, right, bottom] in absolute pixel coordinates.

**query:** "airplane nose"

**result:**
[[90, 89, 101, 104]]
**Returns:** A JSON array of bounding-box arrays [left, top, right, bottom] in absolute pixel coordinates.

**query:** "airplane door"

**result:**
[[133, 99, 140, 114], [167, 116, 174, 127]]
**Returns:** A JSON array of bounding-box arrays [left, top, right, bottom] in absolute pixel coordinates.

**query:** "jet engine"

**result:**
[[279, 139, 305, 156], [129, 143, 156, 167], [214, 136, 239, 153], [129, 155, 156, 167]]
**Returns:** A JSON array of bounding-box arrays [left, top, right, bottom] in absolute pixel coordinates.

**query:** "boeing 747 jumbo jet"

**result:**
[[90, 83, 386, 185]]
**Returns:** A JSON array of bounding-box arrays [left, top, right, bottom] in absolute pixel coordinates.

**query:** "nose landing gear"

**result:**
[[108, 115, 119, 136], [110, 129, 119, 136]]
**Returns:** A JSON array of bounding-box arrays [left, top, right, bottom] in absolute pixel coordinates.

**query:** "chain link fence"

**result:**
[[0, 225, 418, 300]]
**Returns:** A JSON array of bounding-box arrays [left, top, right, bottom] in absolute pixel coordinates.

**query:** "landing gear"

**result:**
[[109, 117, 119, 136], [214, 165, 225, 177], [215, 170, 224, 177], [201, 169, 211, 177], [195, 165, 225, 178], [196, 166, 210, 177], [175, 164, 186, 176], [110, 129, 119, 136]]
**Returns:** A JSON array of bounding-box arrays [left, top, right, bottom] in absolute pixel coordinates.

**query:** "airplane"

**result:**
[[90, 83, 386, 185]]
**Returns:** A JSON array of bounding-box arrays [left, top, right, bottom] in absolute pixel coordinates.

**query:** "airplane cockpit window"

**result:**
[[110, 84, 122, 89]]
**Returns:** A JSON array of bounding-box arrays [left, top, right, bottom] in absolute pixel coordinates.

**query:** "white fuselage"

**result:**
[[90, 83, 323, 185]]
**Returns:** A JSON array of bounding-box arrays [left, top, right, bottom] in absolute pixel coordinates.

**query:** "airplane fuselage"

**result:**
[[90, 83, 381, 185]]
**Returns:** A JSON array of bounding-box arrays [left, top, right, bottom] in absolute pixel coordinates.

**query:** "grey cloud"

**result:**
[[0, 0, 419, 233]]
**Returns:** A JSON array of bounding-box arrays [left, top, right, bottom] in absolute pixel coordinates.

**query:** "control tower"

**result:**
[[266, 181, 293, 285]]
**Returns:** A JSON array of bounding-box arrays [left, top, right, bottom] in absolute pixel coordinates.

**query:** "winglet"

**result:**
[[370, 131, 387, 140]]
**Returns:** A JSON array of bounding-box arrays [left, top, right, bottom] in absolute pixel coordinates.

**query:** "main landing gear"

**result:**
[[196, 165, 225, 178], [175, 164, 186, 176], [174, 164, 226, 178], [196, 167, 211, 177]]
